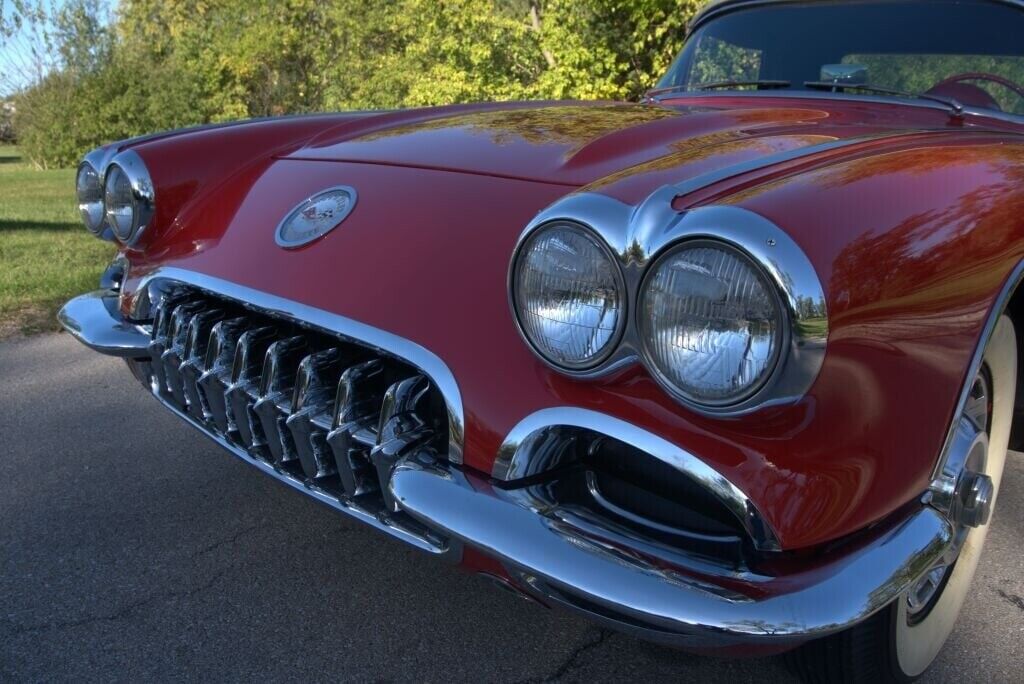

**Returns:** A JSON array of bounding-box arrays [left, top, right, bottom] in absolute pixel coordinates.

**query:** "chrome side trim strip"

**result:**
[[57, 290, 151, 357], [131, 267, 465, 464], [391, 459, 953, 645], [929, 260, 1024, 486], [491, 406, 781, 551]]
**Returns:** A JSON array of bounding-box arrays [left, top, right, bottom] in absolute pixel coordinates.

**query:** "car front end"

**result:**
[[59, 0, 1024, 679]]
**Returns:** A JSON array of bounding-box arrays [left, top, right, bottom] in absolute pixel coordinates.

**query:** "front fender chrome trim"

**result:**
[[391, 458, 954, 646], [492, 406, 781, 552], [510, 198, 828, 417], [57, 289, 151, 357]]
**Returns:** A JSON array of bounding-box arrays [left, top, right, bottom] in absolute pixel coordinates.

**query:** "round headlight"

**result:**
[[639, 240, 783, 406], [76, 164, 104, 233], [513, 222, 624, 370], [104, 164, 137, 242]]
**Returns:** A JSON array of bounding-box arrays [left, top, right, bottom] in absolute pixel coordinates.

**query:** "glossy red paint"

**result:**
[[117, 96, 1024, 550]]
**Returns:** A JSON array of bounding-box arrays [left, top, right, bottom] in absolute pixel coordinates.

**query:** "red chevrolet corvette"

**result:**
[[60, 0, 1024, 680]]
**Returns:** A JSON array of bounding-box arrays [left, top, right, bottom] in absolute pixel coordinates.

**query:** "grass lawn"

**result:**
[[0, 145, 114, 338]]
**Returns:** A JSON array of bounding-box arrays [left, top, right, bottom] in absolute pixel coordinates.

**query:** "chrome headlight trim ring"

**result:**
[[509, 220, 628, 372], [508, 189, 829, 417], [76, 162, 106, 235], [637, 237, 789, 410], [102, 149, 155, 246]]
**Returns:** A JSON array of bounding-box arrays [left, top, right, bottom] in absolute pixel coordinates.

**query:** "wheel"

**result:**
[[787, 316, 1017, 683]]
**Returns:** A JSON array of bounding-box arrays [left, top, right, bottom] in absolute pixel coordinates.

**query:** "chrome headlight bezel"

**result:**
[[102, 149, 155, 246], [509, 220, 627, 371], [507, 193, 828, 418], [76, 162, 106, 234], [636, 237, 788, 409]]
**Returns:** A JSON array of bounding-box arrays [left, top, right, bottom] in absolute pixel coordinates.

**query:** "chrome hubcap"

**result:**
[[908, 367, 992, 620], [906, 566, 947, 614], [964, 371, 992, 432]]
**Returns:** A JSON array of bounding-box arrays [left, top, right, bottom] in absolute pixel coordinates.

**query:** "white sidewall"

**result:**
[[895, 316, 1016, 677]]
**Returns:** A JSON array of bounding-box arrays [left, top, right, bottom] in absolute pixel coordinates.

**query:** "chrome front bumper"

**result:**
[[59, 287, 956, 651]]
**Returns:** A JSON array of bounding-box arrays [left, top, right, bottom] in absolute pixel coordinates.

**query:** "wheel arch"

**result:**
[[1003, 278, 1024, 449]]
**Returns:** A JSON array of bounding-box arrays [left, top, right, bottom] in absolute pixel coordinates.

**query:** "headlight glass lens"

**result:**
[[76, 164, 104, 233], [104, 165, 136, 242], [640, 241, 782, 405], [513, 223, 623, 369]]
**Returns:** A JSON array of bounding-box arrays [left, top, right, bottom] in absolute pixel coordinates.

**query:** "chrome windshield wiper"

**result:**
[[691, 79, 792, 91], [803, 81, 964, 118], [645, 80, 791, 98]]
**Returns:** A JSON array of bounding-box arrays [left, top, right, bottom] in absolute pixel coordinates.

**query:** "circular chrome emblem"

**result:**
[[275, 186, 358, 248]]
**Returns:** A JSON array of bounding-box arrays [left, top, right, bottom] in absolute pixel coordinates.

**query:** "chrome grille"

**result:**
[[142, 283, 452, 553]]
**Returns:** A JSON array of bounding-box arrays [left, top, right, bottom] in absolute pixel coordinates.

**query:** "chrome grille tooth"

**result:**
[[198, 317, 251, 433], [372, 375, 435, 512], [291, 348, 345, 413], [287, 348, 346, 480], [184, 309, 225, 364], [376, 375, 432, 443], [204, 317, 249, 370], [253, 336, 311, 465], [224, 326, 276, 449], [334, 359, 387, 428], [180, 309, 226, 421], [159, 301, 206, 408], [327, 359, 389, 498], [148, 292, 196, 396], [150, 288, 191, 341]]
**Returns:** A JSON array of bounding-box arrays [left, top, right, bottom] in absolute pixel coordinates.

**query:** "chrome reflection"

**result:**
[[130, 267, 465, 464], [509, 195, 828, 417], [491, 406, 781, 552], [639, 240, 784, 406], [512, 222, 625, 370], [390, 457, 955, 645]]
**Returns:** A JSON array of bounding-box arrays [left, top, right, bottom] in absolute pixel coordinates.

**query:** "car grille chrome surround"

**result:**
[[133, 272, 464, 556]]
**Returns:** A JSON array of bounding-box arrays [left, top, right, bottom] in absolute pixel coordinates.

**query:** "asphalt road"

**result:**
[[2, 333, 1022, 683]]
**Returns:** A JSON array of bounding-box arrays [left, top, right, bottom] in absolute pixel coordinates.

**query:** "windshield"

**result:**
[[656, 0, 1024, 116]]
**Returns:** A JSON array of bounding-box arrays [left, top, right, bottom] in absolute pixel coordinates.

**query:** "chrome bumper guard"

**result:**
[[59, 286, 957, 649], [58, 290, 151, 357]]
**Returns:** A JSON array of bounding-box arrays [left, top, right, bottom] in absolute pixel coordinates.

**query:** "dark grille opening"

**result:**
[[143, 282, 450, 546], [521, 429, 750, 561], [587, 438, 743, 538]]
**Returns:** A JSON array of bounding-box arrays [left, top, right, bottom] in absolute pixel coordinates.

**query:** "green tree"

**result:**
[[11, 0, 711, 167]]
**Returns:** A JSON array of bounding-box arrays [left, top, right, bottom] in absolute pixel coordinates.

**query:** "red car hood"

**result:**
[[282, 100, 933, 188]]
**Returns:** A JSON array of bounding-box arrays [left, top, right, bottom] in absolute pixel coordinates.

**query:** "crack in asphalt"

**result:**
[[2, 525, 354, 639], [189, 524, 263, 560], [995, 589, 1024, 612], [512, 628, 611, 683], [545, 628, 611, 682], [1, 565, 235, 637]]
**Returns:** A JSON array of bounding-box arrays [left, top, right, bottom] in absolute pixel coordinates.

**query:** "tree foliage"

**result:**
[[7, 0, 707, 167]]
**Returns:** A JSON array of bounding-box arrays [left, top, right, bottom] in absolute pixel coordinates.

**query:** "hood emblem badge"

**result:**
[[276, 186, 358, 248]]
